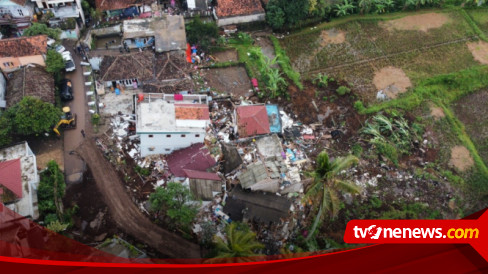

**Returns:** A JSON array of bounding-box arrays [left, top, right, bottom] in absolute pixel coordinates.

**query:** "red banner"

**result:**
[[344, 210, 488, 261]]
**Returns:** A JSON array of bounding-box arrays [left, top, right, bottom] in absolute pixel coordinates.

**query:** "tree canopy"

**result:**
[[23, 23, 61, 40], [0, 97, 61, 146], [38, 160, 66, 223], [45, 49, 65, 75], [213, 222, 264, 261], [149, 182, 198, 232], [185, 16, 219, 50]]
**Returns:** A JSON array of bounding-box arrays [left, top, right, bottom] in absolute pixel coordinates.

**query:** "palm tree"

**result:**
[[266, 69, 287, 98], [304, 151, 361, 241], [213, 222, 264, 261]]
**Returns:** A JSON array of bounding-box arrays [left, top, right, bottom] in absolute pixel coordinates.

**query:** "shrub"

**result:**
[[354, 100, 365, 112], [336, 86, 351, 96]]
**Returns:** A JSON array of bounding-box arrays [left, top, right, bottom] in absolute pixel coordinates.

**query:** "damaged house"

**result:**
[[0, 142, 39, 219], [99, 51, 153, 90], [122, 15, 186, 53], [136, 93, 210, 156], [236, 104, 270, 138], [5, 64, 54, 107], [95, 0, 154, 18]]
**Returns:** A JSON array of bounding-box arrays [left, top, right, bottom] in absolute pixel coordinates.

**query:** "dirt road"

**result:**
[[76, 138, 202, 259], [63, 42, 86, 183]]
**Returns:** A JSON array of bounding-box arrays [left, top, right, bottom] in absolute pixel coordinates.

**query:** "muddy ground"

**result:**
[[202, 66, 253, 97]]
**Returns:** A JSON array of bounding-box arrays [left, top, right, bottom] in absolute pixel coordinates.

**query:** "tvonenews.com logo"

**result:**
[[353, 225, 480, 240]]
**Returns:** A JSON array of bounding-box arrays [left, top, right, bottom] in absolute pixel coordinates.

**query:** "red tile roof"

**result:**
[[0, 159, 23, 199], [237, 105, 270, 138], [183, 169, 221, 181], [95, 0, 151, 11], [215, 0, 265, 18], [175, 104, 209, 120], [0, 35, 48, 58], [167, 144, 216, 177]]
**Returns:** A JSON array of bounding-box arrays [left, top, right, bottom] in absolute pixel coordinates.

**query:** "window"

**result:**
[[165, 149, 171, 152], [3, 62, 13, 67], [181, 134, 186, 138], [148, 147, 155, 151], [148, 134, 153, 138], [166, 135, 171, 138], [18, 9, 23, 16], [195, 134, 200, 138]]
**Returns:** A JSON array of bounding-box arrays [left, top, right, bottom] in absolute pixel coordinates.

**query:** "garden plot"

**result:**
[[467, 41, 488, 65], [379, 12, 450, 32], [202, 66, 253, 97], [281, 11, 478, 102], [453, 89, 488, 165], [212, 49, 238, 62]]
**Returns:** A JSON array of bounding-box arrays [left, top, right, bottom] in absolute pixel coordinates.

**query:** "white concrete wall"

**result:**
[[175, 119, 208, 129], [217, 13, 265, 27], [140, 132, 205, 157]]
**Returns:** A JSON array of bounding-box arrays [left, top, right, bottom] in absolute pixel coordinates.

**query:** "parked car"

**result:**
[[55, 44, 66, 54], [47, 38, 56, 47], [60, 79, 73, 101], [62, 52, 76, 72]]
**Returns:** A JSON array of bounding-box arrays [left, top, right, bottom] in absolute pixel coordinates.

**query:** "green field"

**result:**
[[467, 9, 488, 35], [280, 10, 481, 102]]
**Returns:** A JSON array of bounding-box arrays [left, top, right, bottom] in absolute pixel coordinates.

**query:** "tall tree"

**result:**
[[305, 151, 361, 240], [213, 222, 264, 261], [45, 49, 65, 75], [38, 160, 66, 222], [5, 96, 61, 137], [23, 23, 61, 40], [149, 183, 198, 232]]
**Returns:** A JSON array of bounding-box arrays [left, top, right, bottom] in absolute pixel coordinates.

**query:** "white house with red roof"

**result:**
[[136, 93, 211, 157], [0, 141, 39, 219]]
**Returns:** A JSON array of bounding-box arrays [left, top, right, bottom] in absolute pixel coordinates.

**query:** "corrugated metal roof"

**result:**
[[0, 159, 22, 199], [167, 144, 216, 177], [183, 169, 220, 181]]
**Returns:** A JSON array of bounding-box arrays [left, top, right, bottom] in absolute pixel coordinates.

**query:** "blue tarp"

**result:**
[[266, 104, 282, 133], [122, 6, 139, 18]]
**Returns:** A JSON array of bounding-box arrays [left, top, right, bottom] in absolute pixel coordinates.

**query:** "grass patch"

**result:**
[[270, 35, 303, 89], [466, 8, 488, 37]]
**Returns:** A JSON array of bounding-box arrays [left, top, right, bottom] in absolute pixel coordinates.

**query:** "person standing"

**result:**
[[81, 129, 85, 138]]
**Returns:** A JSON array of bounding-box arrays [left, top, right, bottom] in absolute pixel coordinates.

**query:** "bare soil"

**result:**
[[449, 145, 474, 172], [203, 66, 253, 97], [467, 41, 488, 65], [76, 138, 202, 258], [430, 106, 445, 120], [372, 66, 412, 99], [380, 13, 450, 32], [212, 49, 238, 62], [319, 29, 346, 46], [28, 137, 64, 171]]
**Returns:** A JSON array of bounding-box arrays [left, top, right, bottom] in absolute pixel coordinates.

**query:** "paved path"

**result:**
[[63, 42, 86, 184], [76, 138, 202, 259]]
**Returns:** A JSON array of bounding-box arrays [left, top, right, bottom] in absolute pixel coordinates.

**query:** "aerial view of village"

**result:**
[[0, 0, 487, 262]]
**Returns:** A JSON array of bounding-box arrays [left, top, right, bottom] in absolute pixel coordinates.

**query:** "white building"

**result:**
[[136, 94, 210, 157], [32, 0, 85, 24], [0, 0, 34, 35], [0, 142, 39, 219]]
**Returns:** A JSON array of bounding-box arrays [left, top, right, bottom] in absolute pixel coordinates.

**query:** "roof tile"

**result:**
[[175, 104, 209, 120], [183, 169, 221, 181], [6, 65, 55, 107], [216, 0, 264, 18], [0, 35, 47, 58], [167, 144, 216, 177]]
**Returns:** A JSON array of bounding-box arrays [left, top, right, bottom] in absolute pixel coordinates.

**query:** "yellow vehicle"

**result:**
[[53, 107, 77, 136]]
